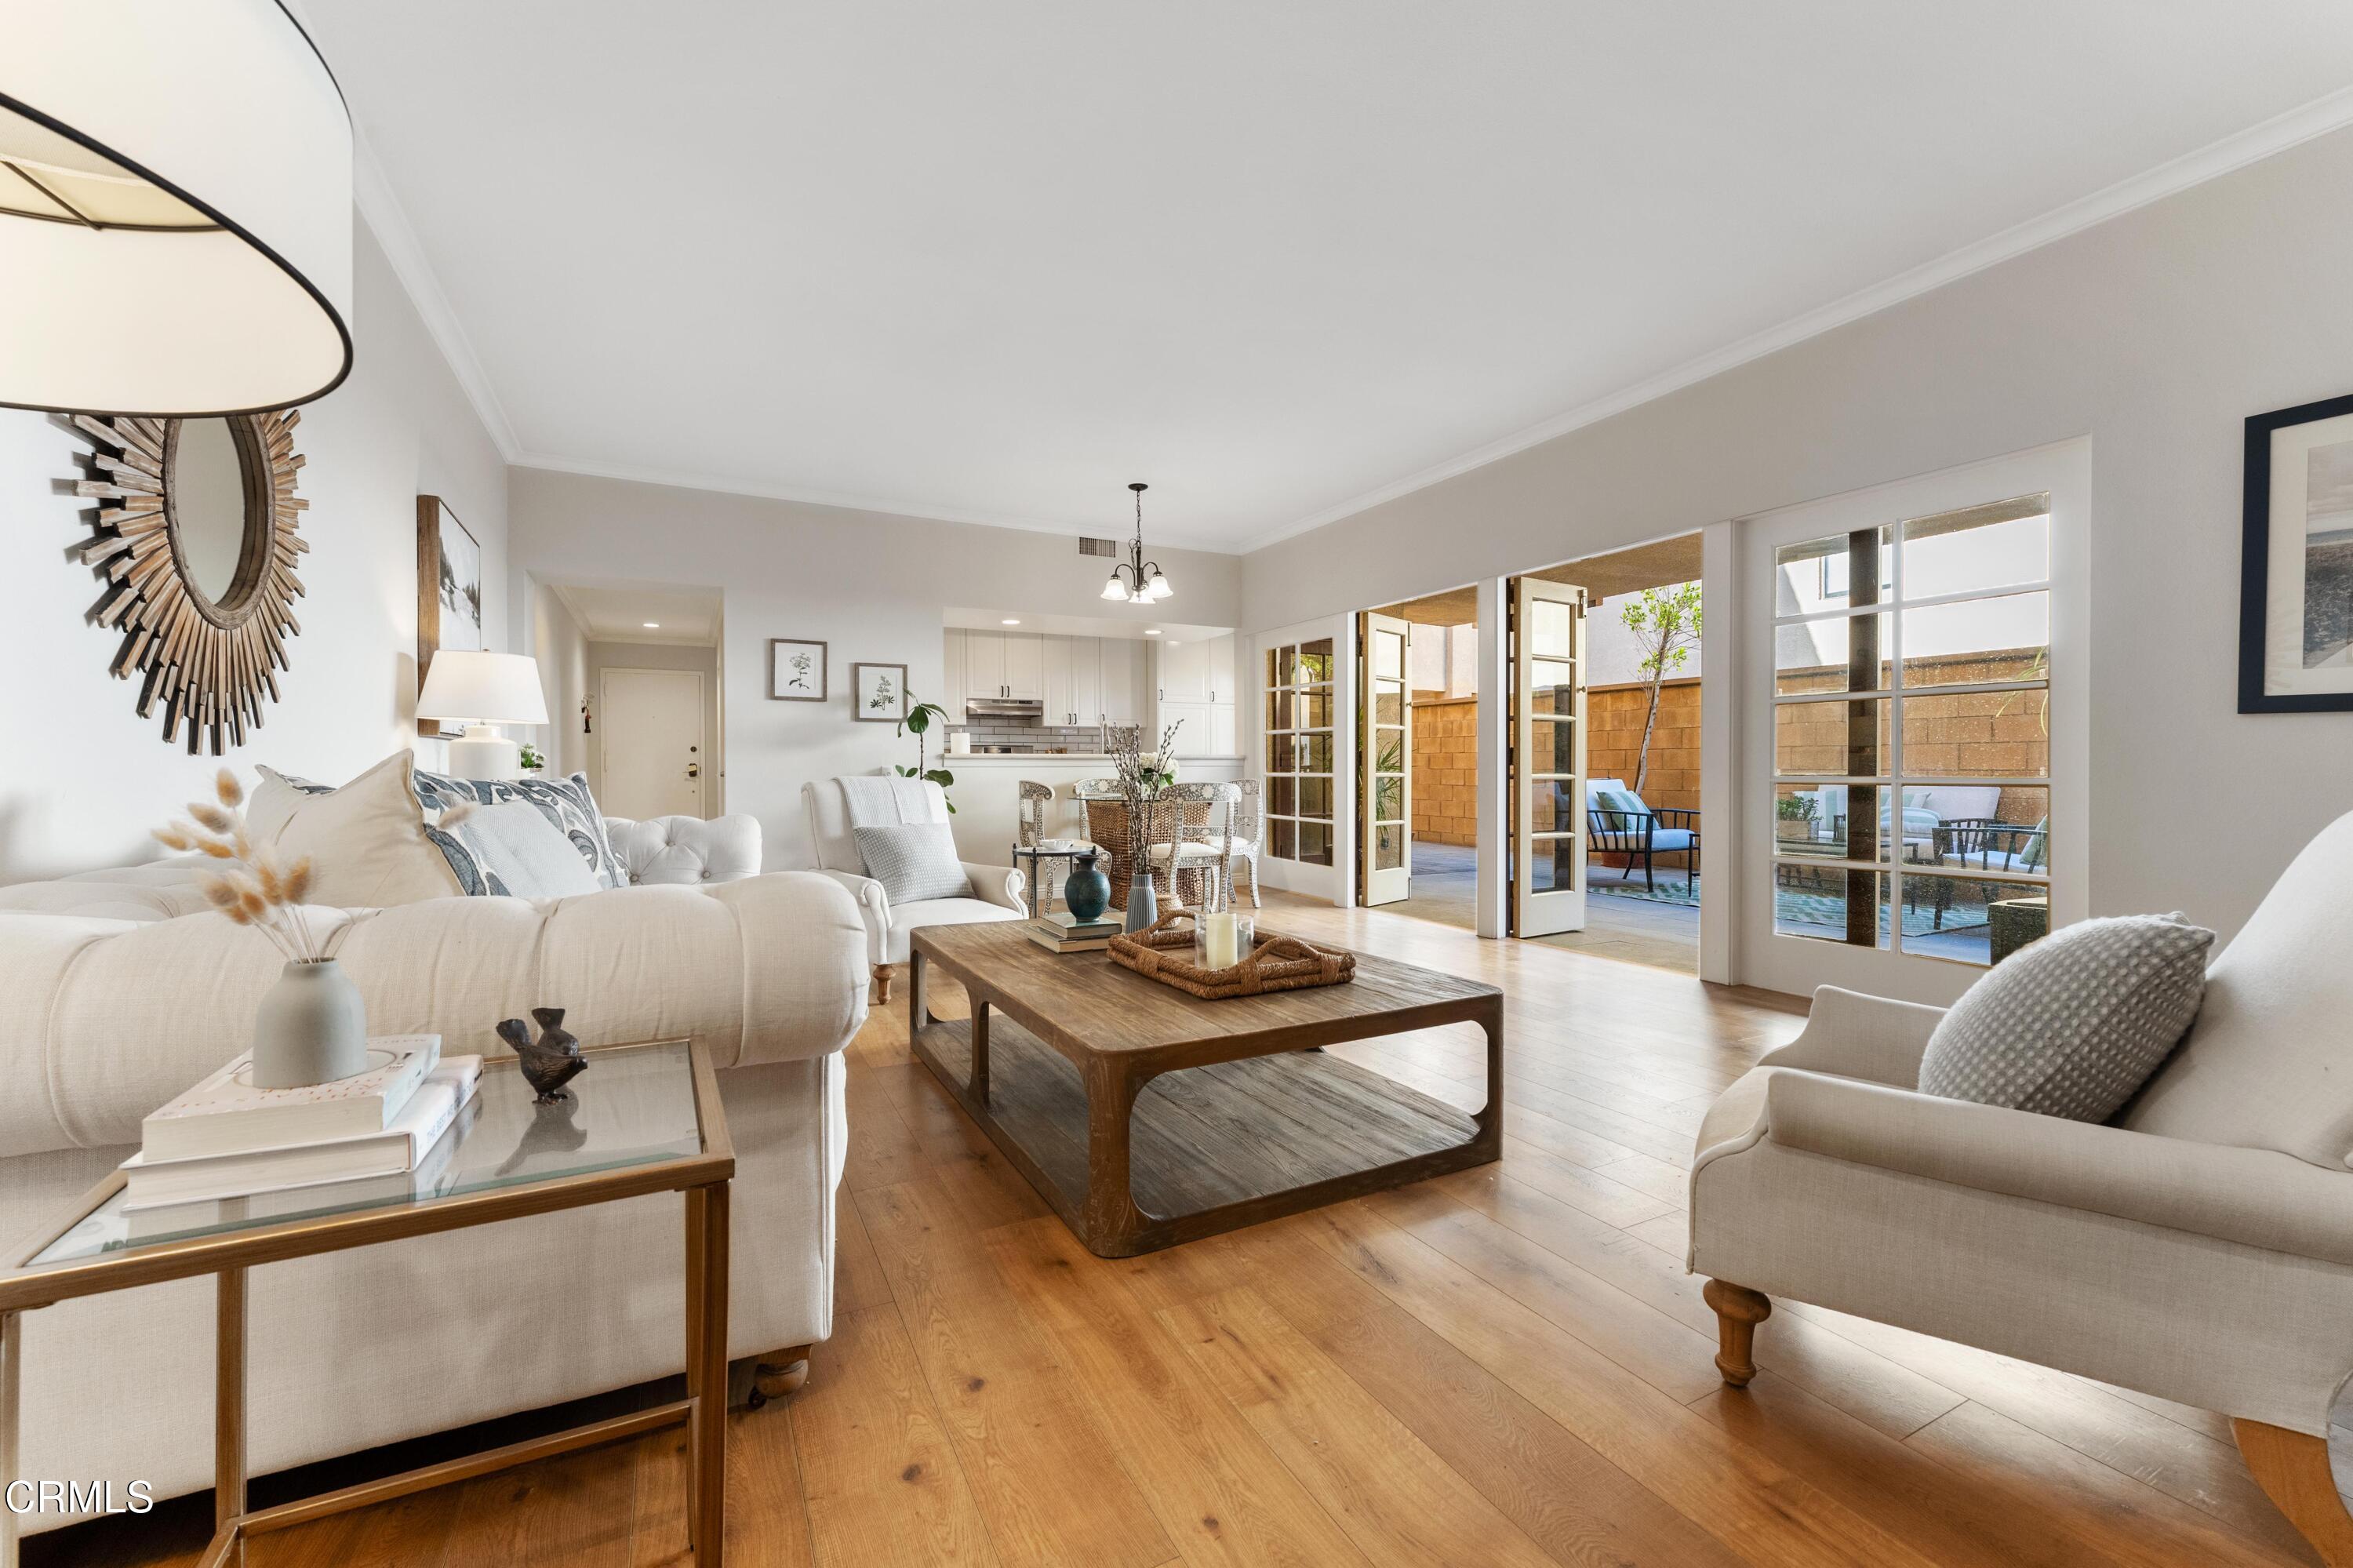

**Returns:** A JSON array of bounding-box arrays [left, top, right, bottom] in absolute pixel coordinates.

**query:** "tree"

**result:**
[[1620, 582, 1701, 796]]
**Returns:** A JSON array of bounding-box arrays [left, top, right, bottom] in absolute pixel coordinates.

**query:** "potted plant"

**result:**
[[893, 695, 956, 813]]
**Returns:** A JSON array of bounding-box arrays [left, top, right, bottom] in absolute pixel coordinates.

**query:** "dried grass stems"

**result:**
[[153, 769, 358, 965]]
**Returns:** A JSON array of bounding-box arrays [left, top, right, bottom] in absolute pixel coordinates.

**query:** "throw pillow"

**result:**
[[1594, 788, 1646, 831], [411, 768, 624, 893], [256, 752, 463, 908], [439, 802, 604, 899], [1916, 912, 2215, 1122], [852, 821, 973, 905]]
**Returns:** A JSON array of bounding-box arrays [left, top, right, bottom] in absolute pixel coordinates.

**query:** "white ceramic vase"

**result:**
[[251, 959, 369, 1089]]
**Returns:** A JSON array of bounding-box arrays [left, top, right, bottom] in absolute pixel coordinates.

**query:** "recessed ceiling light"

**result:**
[[1002, 617, 1020, 625], [1144, 628, 1161, 635], [642, 621, 660, 628]]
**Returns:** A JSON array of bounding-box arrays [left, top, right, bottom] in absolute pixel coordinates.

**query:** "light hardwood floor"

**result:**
[[47, 892, 2320, 1567]]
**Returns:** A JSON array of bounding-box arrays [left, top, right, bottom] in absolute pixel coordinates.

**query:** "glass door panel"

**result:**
[[1360, 611, 1412, 904], [1509, 577, 1587, 937]]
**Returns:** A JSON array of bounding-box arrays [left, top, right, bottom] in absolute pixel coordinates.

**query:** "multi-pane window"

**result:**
[[1264, 637, 1335, 867], [1770, 494, 2053, 966]]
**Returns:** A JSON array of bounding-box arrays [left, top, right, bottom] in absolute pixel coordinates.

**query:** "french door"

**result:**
[[1358, 611, 1412, 904], [1507, 577, 1587, 937], [1741, 441, 2087, 1004]]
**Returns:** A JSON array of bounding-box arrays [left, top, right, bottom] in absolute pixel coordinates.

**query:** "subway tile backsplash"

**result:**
[[947, 722, 1111, 752]]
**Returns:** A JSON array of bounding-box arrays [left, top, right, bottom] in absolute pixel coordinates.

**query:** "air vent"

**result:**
[[1078, 537, 1116, 558]]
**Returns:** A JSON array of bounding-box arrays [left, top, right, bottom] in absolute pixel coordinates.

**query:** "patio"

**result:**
[[1388, 840, 1700, 973]]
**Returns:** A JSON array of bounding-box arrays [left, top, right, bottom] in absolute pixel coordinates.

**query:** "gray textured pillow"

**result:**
[[443, 802, 604, 899], [1917, 913, 2215, 1122], [852, 821, 973, 904]]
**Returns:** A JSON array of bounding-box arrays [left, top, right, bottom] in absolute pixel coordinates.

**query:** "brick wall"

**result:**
[[1410, 696, 1478, 846], [1589, 677, 1701, 811], [1775, 649, 2046, 823]]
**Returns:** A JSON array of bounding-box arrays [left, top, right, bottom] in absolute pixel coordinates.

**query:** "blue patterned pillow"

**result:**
[[410, 769, 624, 894]]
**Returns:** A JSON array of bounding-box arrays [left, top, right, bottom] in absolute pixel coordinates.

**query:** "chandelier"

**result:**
[[1100, 482, 1173, 602]]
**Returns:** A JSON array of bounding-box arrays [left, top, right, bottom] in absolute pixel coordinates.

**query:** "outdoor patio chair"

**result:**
[[1586, 780, 1700, 892]]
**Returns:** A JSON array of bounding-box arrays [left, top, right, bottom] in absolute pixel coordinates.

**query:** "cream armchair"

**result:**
[[1690, 810, 2353, 1566], [801, 777, 1026, 1002]]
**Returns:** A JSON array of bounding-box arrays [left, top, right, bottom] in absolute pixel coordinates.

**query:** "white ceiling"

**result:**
[[305, 2, 2353, 552], [551, 581, 722, 645]]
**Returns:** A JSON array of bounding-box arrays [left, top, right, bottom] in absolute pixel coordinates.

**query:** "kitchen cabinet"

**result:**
[[943, 629, 968, 719], [1001, 632, 1043, 700], [1069, 638, 1103, 728], [1042, 637, 1074, 725], [1100, 638, 1141, 726], [1210, 702, 1238, 756], [1158, 638, 1211, 704], [964, 630, 1005, 707], [1159, 700, 1211, 756], [1207, 634, 1237, 705]]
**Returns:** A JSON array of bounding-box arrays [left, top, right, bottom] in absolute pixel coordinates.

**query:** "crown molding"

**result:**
[[511, 451, 1255, 554], [351, 132, 522, 462], [1252, 82, 2353, 553]]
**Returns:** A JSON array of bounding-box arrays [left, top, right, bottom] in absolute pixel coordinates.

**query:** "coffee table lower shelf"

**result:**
[[912, 1010, 1497, 1257]]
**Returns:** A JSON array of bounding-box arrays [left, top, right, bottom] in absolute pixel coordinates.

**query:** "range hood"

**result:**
[[965, 697, 1044, 717]]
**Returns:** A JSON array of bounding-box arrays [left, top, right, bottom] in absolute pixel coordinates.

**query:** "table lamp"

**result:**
[[416, 651, 549, 780]]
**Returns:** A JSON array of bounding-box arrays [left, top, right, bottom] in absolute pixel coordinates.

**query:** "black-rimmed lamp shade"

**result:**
[[0, 0, 354, 417]]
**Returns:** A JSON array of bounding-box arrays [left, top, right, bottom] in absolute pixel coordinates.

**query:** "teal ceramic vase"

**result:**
[[1063, 851, 1111, 923]]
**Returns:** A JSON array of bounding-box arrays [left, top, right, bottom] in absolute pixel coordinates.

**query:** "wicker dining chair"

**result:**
[[1075, 779, 1134, 907], [1017, 780, 1096, 914]]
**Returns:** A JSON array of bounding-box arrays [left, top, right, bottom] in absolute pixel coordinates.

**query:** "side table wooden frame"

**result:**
[[0, 1042, 735, 1568]]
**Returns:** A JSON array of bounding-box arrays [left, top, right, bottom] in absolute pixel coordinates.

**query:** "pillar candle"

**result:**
[[1205, 911, 1238, 969]]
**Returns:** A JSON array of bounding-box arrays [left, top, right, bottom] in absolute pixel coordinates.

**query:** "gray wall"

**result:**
[[1242, 124, 2353, 940], [509, 468, 1242, 869], [586, 639, 722, 810]]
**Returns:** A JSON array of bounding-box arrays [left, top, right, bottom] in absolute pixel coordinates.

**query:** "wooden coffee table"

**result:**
[[907, 922, 1501, 1257]]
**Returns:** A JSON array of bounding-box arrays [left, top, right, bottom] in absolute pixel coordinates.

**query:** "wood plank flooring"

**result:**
[[41, 893, 2318, 1567]]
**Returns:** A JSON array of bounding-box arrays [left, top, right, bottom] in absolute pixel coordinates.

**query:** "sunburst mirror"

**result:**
[[67, 409, 309, 755]]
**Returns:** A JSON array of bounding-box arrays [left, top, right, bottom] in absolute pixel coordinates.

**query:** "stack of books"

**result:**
[[1027, 910, 1121, 953], [122, 1036, 482, 1211]]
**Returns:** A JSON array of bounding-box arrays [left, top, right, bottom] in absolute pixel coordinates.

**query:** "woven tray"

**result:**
[[1107, 910, 1356, 999]]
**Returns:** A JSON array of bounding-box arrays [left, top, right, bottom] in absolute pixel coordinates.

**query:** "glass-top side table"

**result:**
[[0, 1039, 736, 1568]]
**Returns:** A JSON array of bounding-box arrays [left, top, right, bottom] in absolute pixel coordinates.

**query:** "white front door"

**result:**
[[1509, 577, 1587, 937], [1360, 610, 1412, 905], [598, 667, 707, 819]]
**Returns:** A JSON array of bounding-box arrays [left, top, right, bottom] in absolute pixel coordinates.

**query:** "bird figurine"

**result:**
[[496, 1007, 588, 1102]]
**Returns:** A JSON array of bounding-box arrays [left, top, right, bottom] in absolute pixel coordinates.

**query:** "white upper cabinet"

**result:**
[[1210, 702, 1238, 756], [1001, 632, 1043, 700], [1160, 700, 1212, 756], [1069, 638, 1103, 728], [944, 629, 969, 719], [1041, 636, 1074, 725], [1207, 634, 1237, 705], [1158, 638, 1212, 704], [1100, 638, 1141, 726], [964, 630, 1006, 704]]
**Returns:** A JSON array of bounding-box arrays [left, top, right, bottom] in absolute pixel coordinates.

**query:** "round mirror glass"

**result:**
[[166, 417, 261, 613]]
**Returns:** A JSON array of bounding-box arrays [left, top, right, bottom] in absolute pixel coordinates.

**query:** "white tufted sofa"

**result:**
[[604, 812, 763, 886], [0, 811, 864, 1531]]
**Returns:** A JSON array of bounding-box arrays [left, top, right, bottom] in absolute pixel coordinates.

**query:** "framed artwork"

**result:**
[[769, 638, 827, 701], [2242, 391, 2353, 712], [853, 661, 907, 722], [416, 496, 483, 737]]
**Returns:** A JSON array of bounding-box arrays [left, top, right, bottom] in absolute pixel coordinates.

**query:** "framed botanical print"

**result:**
[[2242, 392, 2353, 711], [416, 496, 483, 738], [853, 662, 907, 722], [769, 638, 827, 701]]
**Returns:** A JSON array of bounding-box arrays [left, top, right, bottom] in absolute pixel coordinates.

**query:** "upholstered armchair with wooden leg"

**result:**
[[1690, 812, 2353, 1566]]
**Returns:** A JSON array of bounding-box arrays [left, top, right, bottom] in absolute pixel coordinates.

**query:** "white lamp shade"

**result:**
[[416, 651, 551, 726], [1100, 574, 1130, 602], [1, 1, 353, 416]]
